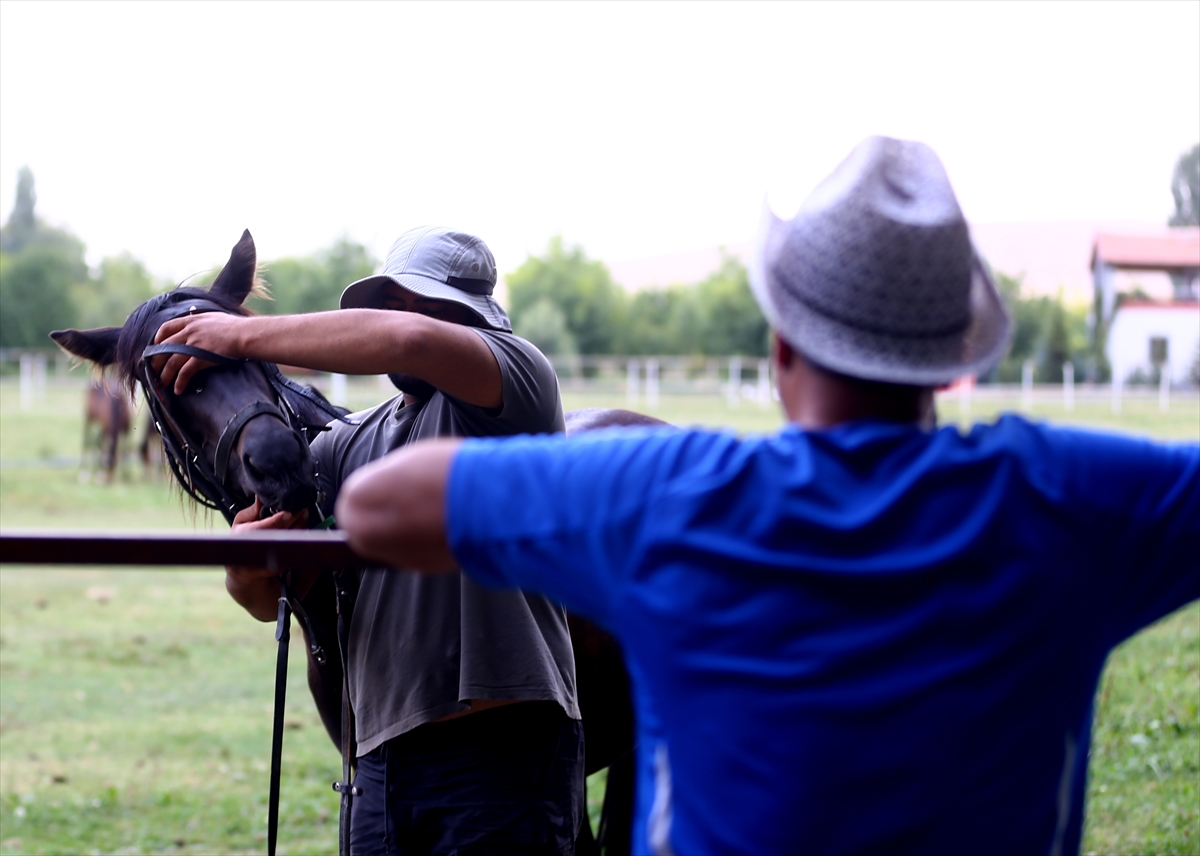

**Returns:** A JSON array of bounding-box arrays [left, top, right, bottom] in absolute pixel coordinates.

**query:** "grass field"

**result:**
[[1, 378, 1197, 855]]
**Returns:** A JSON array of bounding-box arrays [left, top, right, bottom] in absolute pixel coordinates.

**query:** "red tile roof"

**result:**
[[1117, 298, 1200, 309], [1091, 228, 1200, 271]]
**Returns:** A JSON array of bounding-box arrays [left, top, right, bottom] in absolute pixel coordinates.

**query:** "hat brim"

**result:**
[[340, 273, 512, 332], [750, 212, 1012, 386]]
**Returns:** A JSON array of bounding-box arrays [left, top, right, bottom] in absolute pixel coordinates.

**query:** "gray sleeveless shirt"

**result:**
[[311, 329, 579, 756]]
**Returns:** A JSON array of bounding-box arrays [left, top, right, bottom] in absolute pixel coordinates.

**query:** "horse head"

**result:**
[[51, 231, 341, 523]]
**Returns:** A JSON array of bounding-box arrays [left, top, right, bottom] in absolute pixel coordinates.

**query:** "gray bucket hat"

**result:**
[[750, 136, 1011, 385], [341, 226, 512, 332]]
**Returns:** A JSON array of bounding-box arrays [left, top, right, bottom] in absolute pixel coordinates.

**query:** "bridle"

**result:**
[[135, 293, 349, 524]]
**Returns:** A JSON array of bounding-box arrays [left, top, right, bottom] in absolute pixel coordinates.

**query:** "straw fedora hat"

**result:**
[[750, 136, 1011, 385]]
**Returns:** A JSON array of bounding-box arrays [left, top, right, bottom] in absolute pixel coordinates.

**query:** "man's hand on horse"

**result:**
[[153, 314, 247, 395], [225, 498, 312, 620], [231, 496, 310, 539]]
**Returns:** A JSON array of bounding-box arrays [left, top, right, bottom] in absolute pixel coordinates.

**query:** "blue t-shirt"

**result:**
[[446, 415, 1200, 856]]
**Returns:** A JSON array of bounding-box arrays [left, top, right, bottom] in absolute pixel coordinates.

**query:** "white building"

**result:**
[[1089, 229, 1200, 386], [1107, 301, 1200, 385]]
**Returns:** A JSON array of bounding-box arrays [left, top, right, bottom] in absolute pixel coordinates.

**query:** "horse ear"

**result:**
[[50, 327, 122, 366], [209, 230, 257, 305]]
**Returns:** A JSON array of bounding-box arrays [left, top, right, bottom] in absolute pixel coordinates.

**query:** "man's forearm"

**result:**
[[225, 566, 321, 622], [157, 309, 502, 407], [338, 439, 461, 573], [225, 569, 282, 622], [235, 310, 424, 375]]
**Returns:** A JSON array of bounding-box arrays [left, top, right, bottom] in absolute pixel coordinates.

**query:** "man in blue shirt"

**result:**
[[333, 138, 1200, 855]]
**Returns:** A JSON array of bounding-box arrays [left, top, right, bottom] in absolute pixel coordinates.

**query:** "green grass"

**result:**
[[0, 383, 207, 533], [2, 377, 1198, 854], [0, 568, 338, 855], [937, 390, 1200, 441], [1083, 606, 1200, 856]]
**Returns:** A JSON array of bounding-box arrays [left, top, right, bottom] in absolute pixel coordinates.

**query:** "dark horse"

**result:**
[[52, 231, 666, 856], [82, 377, 133, 482]]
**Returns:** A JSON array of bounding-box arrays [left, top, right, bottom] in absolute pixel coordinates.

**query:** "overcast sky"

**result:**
[[1, 1, 1197, 283]]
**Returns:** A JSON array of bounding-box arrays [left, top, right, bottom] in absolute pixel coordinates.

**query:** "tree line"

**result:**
[[0, 168, 380, 350], [0, 168, 165, 351], [0, 167, 1110, 381], [506, 236, 769, 359], [504, 236, 1102, 385], [5, 144, 1197, 381], [0, 170, 771, 361]]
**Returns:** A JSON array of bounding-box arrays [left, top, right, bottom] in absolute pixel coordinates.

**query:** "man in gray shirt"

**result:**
[[154, 227, 583, 855]]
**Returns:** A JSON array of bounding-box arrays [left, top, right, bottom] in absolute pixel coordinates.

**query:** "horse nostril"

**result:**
[[243, 454, 265, 481]]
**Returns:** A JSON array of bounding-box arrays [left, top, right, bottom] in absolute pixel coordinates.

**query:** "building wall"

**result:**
[[1106, 303, 1200, 385]]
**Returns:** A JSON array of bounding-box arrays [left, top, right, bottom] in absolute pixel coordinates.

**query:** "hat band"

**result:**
[[780, 277, 971, 340], [446, 275, 495, 296]]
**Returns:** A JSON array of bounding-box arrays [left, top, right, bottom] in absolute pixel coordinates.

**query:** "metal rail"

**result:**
[[0, 530, 360, 569]]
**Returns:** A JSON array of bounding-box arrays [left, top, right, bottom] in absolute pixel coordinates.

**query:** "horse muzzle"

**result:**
[[234, 420, 320, 517]]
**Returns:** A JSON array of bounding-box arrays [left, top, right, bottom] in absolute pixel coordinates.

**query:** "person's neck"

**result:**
[[775, 337, 936, 431]]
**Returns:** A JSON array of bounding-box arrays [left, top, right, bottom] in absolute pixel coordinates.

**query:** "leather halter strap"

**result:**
[[214, 399, 286, 484], [141, 341, 246, 369], [143, 341, 287, 494]]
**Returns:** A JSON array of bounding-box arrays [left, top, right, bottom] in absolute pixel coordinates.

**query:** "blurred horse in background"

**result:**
[[81, 377, 133, 483]]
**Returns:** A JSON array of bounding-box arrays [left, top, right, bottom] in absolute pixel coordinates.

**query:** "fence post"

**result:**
[[1159, 368, 1170, 413], [1111, 374, 1122, 414], [330, 373, 347, 407], [727, 357, 741, 408], [626, 360, 640, 407], [20, 353, 34, 411], [34, 352, 47, 402], [1063, 362, 1074, 412], [757, 359, 770, 407], [646, 359, 660, 410], [1021, 360, 1034, 412]]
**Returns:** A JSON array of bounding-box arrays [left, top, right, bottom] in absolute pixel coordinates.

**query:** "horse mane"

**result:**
[[177, 265, 271, 301], [113, 285, 252, 397], [248, 266, 272, 303]]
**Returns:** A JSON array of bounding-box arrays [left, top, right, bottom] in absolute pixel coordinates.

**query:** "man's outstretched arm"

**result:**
[[337, 438, 463, 573], [152, 310, 502, 407]]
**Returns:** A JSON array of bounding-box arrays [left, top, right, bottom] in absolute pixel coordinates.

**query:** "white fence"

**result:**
[[557, 355, 778, 409], [544, 355, 1198, 415], [0, 348, 74, 410], [5, 349, 1197, 415]]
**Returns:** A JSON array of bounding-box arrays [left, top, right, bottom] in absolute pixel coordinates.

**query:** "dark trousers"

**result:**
[[350, 701, 585, 856]]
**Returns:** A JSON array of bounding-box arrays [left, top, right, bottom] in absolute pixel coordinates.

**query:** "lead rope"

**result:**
[[332, 568, 361, 856], [264, 516, 333, 856], [267, 571, 292, 856]]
